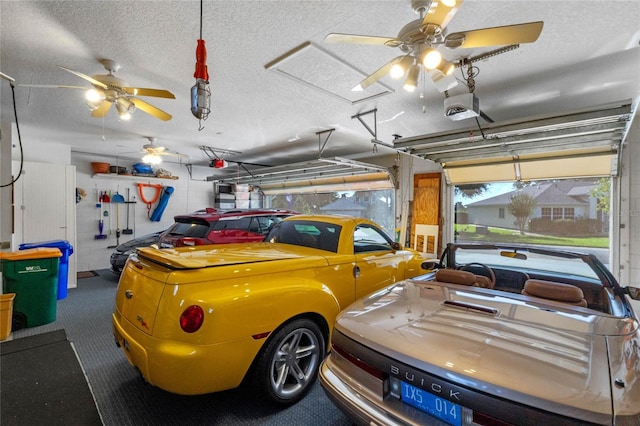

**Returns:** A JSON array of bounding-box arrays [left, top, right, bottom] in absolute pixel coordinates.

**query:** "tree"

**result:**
[[508, 193, 537, 234], [455, 183, 488, 199], [590, 177, 610, 216]]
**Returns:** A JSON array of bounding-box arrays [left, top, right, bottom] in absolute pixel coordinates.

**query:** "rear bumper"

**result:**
[[109, 254, 126, 275], [319, 355, 427, 426], [112, 312, 258, 395]]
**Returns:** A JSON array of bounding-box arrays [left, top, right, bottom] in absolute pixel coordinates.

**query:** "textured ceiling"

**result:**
[[1, 1, 639, 174]]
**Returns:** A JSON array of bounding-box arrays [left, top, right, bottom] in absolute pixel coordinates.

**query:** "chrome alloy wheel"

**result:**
[[268, 326, 321, 399]]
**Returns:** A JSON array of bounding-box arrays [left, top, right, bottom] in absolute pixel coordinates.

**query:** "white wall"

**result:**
[[72, 153, 214, 271], [620, 108, 640, 287], [1, 124, 215, 275]]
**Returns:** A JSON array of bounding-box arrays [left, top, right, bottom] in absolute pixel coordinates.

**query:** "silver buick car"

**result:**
[[319, 243, 640, 425]]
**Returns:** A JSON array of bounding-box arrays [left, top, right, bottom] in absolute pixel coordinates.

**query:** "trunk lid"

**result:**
[[336, 280, 626, 421], [135, 242, 328, 270]]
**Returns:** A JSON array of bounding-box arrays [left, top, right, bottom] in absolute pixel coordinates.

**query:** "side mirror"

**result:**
[[626, 287, 640, 300], [617, 287, 640, 300], [391, 242, 402, 251], [421, 260, 439, 270]]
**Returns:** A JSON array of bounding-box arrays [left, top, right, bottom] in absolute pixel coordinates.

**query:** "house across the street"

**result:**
[[462, 179, 608, 235]]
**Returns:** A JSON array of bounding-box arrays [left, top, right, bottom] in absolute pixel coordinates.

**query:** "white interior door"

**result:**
[[12, 161, 77, 289]]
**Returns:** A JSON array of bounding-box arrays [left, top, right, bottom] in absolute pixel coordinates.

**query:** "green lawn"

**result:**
[[454, 224, 609, 248]]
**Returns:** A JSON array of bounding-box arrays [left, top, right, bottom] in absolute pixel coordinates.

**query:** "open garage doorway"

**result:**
[[454, 177, 610, 265]]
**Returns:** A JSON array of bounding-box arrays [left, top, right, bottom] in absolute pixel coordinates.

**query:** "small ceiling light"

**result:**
[[142, 153, 162, 165], [85, 89, 105, 111], [115, 98, 136, 121], [422, 48, 442, 69], [436, 60, 455, 76], [85, 89, 105, 103], [403, 64, 420, 92], [390, 64, 405, 79], [389, 56, 414, 79]]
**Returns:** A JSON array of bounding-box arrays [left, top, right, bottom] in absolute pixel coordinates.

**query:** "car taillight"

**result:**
[[180, 305, 204, 332], [182, 238, 199, 246], [332, 342, 386, 380]]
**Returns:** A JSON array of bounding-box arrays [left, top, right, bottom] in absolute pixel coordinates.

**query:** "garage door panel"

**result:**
[[519, 154, 615, 180]]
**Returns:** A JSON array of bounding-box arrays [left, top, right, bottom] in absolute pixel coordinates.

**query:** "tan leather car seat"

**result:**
[[521, 279, 588, 307]]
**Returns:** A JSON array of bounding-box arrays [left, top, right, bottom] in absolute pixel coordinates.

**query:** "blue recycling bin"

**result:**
[[19, 240, 74, 300]]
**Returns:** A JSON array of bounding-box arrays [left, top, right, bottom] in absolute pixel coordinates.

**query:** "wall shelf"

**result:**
[[91, 173, 178, 181]]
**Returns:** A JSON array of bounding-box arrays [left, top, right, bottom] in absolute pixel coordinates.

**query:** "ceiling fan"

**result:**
[[139, 137, 188, 165], [23, 59, 175, 121], [324, 0, 543, 93]]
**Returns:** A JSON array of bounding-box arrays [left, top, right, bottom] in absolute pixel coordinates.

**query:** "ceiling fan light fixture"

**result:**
[[142, 153, 162, 165], [437, 60, 455, 76], [115, 98, 136, 120], [389, 55, 414, 79], [403, 64, 420, 92], [390, 63, 405, 79], [86, 100, 102, 112], [85, 89, 105, 103], [421, 48, 442, 69]]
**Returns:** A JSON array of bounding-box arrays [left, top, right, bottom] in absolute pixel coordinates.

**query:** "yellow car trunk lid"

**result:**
[[134, 243, 326, 270]]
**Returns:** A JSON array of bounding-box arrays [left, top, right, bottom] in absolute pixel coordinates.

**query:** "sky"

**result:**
[[456, 182, 515, 204]]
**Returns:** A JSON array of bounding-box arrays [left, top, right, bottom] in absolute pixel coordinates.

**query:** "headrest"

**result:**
[[522, 279, 585, 303], [435, 269, 477, 286], [474, 275, 493, 289]]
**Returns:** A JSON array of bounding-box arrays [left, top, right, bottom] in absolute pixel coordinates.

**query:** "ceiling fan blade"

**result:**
[[58, 66, 108, 89], [446, 21, 544, 49], [423, 0, 464, 29], [324, 33, 401, 47], [130, 98, 172, 121], [91, 100, 112, 117], [17, 84, 88, 90], [122, 87, 175, 99], [352, 55, 407, 91], [161, 151, 188, 158]]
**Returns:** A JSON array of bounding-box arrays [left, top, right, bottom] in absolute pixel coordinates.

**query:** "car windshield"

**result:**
[[452, 246, 600, 281]]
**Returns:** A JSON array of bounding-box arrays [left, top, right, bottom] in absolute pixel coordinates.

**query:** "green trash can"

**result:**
[[0, 247, 62, 329]]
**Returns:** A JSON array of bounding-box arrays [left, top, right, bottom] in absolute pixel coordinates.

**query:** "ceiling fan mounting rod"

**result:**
[[99, 59, 120, 74], [411, 0, 434, 16]]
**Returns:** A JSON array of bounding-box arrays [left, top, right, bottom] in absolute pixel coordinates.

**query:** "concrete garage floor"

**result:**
[[6, 270, 352, 426]]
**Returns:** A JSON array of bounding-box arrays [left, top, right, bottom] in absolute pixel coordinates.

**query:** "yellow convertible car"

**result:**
[[112, 215, 432, 404]]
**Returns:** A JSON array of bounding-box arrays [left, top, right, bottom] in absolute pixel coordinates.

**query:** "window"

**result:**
[[266, 189, 395, 235], [553, 208, 562, 219], [251, 216, 287, 235], [167, 222, 210, 238], [212, 217, 252, 231], [498, 208, 505, 219], [541, 208, 551, 219], [266, 220, 341, 252], [564, 208, 575, 220], [353, 225, 393, 253]]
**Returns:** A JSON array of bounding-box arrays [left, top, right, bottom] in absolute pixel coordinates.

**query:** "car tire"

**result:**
[[252, 318, 325, 405]]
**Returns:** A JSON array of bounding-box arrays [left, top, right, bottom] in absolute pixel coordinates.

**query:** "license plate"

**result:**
[[401, 381, 462, 426]]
